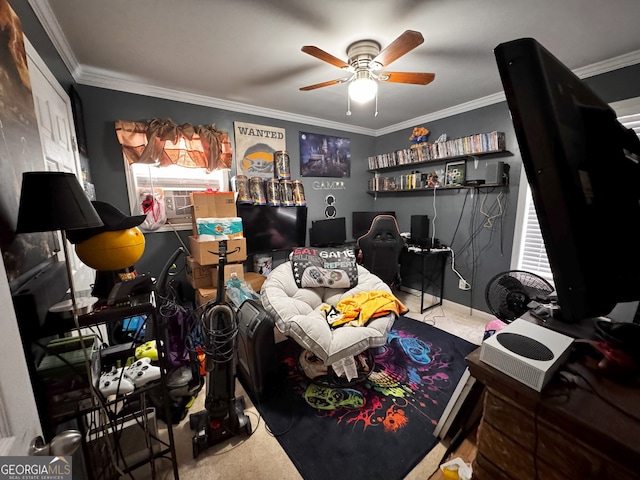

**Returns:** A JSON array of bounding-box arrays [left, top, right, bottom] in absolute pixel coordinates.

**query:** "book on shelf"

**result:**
[[368, 131, 505, 170]]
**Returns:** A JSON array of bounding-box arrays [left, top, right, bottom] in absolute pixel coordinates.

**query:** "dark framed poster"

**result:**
[[69, 85, 88, 156], [445, 160, 466, 187], [299, 132, 350, 178], [0, 0, 58, 286]]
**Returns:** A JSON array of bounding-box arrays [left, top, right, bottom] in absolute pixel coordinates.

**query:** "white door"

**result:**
[[27, 43, 80, 176], [25, 38, 94, 293]]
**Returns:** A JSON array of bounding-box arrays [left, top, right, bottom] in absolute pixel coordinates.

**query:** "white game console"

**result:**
[[480, 318, 574, 391]]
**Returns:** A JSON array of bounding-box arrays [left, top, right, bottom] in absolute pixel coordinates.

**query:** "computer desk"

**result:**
[[399, 247, 450, 313]]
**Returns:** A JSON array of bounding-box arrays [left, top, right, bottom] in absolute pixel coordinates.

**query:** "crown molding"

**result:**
[[376, 92, 506, 136], [28, 0, 640, 137], [27, 0, 82, 79], [78, 66, 377, 136], [574, 49, 640, 78]]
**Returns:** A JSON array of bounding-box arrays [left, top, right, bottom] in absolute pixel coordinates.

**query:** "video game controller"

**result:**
[[99, 367, 135, 397], [302, 266, 350, 288], [325, 269, 349, 288], [301, 266, 325, 287], [135, 340, 159, 361], [124, 357, 161, 387]]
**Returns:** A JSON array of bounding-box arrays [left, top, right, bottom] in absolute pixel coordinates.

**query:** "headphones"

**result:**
[[324, 195, 336, 218]]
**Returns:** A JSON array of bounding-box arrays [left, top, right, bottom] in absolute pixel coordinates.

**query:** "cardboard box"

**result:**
[[196, 287, 219, 306], [186, 256, 214, 289], [243, 272, 266, 294], [212, 263, 245, 287], [189, 236, 247, 265], [196, 264, 248, 306], [191, 191, 236, 219]]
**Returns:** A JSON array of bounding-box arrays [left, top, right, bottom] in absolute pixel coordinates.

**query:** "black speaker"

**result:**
[[486, 161, 505, 185], [236, 299, 277, 401], [410, 215, 430, 248]]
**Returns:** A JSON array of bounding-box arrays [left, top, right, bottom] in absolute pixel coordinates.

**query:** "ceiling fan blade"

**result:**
[[299, 78, 348, 91], [371, 30, 424, 68], [301, 46, 350, 69], [379, 71, 435, 85]]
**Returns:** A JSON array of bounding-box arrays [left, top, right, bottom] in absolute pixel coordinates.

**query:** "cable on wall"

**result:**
[[431, 185, 438, 245], [480, 190, 504, 228]]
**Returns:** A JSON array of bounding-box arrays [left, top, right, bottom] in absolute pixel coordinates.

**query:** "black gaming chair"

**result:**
[[356, 215, 405, 287]]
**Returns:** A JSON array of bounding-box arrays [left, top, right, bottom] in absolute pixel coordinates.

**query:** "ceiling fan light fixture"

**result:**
[[348, 72, 377, 103]]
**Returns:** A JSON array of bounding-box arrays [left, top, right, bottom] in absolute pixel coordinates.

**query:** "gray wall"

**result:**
[[373, 102, 520, 311], [75, 85, 376, 279], [371, 65, 640, 312]]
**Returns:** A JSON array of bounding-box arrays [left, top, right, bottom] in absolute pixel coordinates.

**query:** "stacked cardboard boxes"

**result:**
[[187, 192, 247, 305]]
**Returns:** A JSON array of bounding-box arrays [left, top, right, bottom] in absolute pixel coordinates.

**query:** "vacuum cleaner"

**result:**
[[189, 240, 251, 458]]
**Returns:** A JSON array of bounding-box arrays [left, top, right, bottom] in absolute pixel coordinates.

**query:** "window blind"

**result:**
[[516, 108, 640, 282]]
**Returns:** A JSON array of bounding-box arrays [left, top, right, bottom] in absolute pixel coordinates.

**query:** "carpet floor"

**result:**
[[247, 315, 476, 480]]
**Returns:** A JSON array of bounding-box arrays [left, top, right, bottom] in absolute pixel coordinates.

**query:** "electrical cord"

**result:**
[[456, 189, 507, 259], [449, 189, 472, 248], [198, 302, 238, 363], [164, 220, 192, 257], [532, 400, 542, 480], [468, 188, 479, 315], [564, 367, 640, 422], [449, 248, 471, 290], [431, 186, 438, 246], [480, 190, 504, 228]]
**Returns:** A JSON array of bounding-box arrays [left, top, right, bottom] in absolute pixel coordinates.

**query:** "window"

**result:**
[[124, 162, 230, 231], [512, 97, 640, 281], [116, 119, 232, 231]]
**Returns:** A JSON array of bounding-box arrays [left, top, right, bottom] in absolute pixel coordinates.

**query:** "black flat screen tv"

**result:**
[[495, 38, 640, 326], [237, 205, 307, 254], [352, 211, 396, 240]]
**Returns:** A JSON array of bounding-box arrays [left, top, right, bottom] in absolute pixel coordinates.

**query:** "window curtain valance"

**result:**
[[115, 118, 232, 172]]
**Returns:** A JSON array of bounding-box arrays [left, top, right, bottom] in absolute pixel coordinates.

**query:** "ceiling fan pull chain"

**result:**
[[375, 92, 379, 117], [346, 94, 352, 116]]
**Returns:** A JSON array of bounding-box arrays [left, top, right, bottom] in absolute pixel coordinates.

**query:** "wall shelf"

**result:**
[[368, 148, 511, 174], [367, 182, 508, 195], [368, 131, 511, 194], [368, 131, 509, 172]]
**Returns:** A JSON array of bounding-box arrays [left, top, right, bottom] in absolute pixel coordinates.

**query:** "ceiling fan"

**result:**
[[300, 30, 435, 111]]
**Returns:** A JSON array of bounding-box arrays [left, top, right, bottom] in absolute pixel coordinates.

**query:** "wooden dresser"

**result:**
[[466, 348, 640, 480]]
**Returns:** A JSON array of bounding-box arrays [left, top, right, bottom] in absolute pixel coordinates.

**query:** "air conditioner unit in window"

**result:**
[[163, 189, 201, 221]]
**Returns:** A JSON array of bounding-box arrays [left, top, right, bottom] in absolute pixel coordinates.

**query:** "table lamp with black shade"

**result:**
[[16, 171, 103, 454], [16, 171, 103, 317]]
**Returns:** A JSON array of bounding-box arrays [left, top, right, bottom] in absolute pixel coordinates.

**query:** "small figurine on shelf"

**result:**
[[427, 172, 439, 187], [409, 126, 430, 146]]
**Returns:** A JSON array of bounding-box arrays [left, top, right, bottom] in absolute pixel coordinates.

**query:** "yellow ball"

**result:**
[[76, 228, 145, 271]]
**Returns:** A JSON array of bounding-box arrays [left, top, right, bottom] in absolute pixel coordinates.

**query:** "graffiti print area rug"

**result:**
[[251, 316, 477, 480]]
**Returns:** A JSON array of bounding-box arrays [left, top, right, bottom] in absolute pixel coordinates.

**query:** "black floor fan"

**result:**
[[189, 240, 251, 458], [485, 270, 555, 322]]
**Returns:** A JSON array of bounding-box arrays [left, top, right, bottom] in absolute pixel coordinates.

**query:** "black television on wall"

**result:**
[[352, 211, 396, 240], [237, 204, 307, 255], [495, 38, 640, 326]]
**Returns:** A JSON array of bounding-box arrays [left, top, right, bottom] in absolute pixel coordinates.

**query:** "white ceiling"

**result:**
[[29, 0, 640, 135]]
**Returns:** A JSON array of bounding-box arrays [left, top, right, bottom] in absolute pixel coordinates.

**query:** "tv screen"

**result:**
[[237, 205, 307, 254], [310, 217, 346, 247], [352, 211, 396, 240], [495, 38, 640, 326]]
